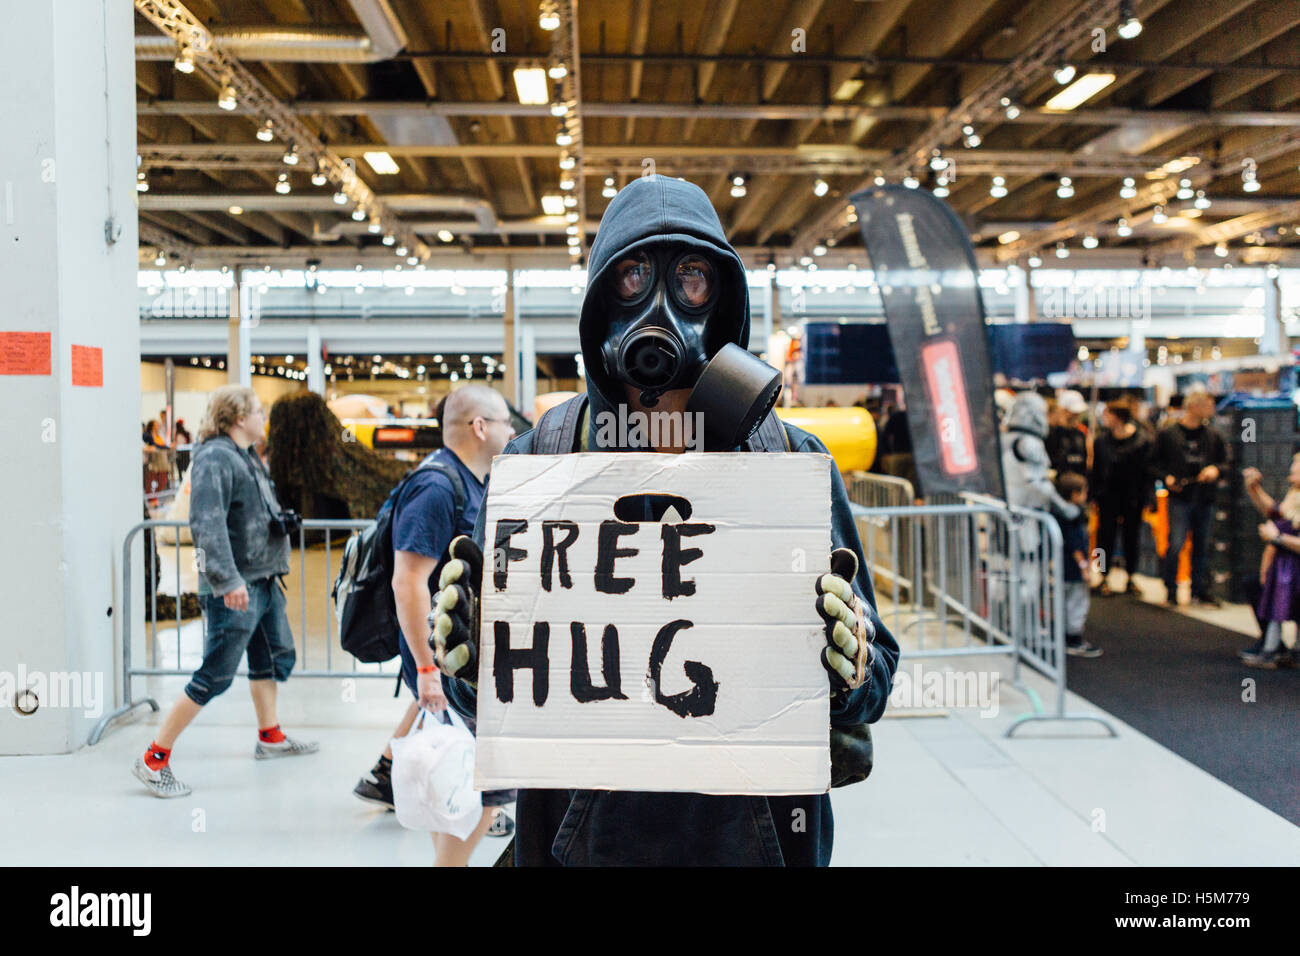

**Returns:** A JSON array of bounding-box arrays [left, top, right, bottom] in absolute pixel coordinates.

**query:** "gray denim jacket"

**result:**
[[189, 435, 290, 596]]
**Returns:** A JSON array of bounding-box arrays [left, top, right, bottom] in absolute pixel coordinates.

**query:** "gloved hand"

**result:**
[[428, 535, 483, 687], [815, 548, 875, 694]]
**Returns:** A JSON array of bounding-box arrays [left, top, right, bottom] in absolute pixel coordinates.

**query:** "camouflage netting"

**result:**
[[267, 392, 409, 520]]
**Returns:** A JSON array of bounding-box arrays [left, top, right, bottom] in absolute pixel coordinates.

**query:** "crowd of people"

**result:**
[[1009, 383, 1297, 670]]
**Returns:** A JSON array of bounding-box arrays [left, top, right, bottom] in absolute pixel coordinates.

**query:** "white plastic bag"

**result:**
[[390, 708, 482, 839]]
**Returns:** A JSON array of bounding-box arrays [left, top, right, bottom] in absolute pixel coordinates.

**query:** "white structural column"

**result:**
[[502, 262, 521, 408], [0, 1, 140, 752], [306, 324, 325, 395], [1015, 265, 1036, 323], [227, 267, 251, 386], [520, 324, 537, 415], [756, 273, 775, 355], [1259, 271, 1286, 356]]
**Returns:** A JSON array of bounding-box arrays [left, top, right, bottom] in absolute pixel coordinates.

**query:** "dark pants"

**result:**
[[1163, 495, 1215, 598], [185, 577, 296, 705], [1097, 499, 1143, 577]]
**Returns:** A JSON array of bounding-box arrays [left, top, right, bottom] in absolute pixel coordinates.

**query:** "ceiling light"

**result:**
[[730, 173, 747, 198], [173, 45, 196, 74], [363, 151, 400, 175], [1000, 96, 1020, 120], [1117, 1, 1143, 39], [351, 207, 367, 221], [367, 220, 381, 234], [136, 171, 149, 193], [563, 194, 577, 208], [539, 0, 560, 31], [1194, 190, 1211, 210], [154, 251, 166, 266], [902, 176, 919, 189], [1053, 64, 1077, 85], [813, 178, 829, 197], [558, 153, 575, 171], [1243, 178, 1260, 193], [873, 175, 886, 186], [311, 169, 327, 186], [564, 210, 579, 223], [332, 190, 348, 205], [567, 235, 580, 246], [602, 177, 616, 198], [282, 145, 299, 166], [565, 224, 579, 236], [217, 83, 238, 111], [1176, 178, 1194, 200], [997, 230, 1020, 244], [541, 194, 565, 215], [1082, 233, 1099, 249], [1027, 254, 1042, 268], [961, 125, 981, 148], [256, 120, 274, 142], [1151, 205, 1167, 224], [437, 229, 454, 243], [559, 175, 575, 190], [513, 65, 550, 105], [555, 128, 573, 147], [1242, 160, 1260, 192], [1116, 218, 1132, 237], [1057, 176, 1074, 198], [813, 244, 827, 256], [929, 150, 947, 171], [933, 184, 949, 198], [1055, 242, 1069, 259], [1214, 242, 1228, 258], [989, 176, 1008, 198], [228, 205, 242, 215], [1120, 177, 1138, 199], [1044, 72, 1115, 110], [548, 59, 568, 80], [551, 101, 569, 117], [395, 245, 408, 256], [382, 233, 395, 245], [275, 173, 291, 194]]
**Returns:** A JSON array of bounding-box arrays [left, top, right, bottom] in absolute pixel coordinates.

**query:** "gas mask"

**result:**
[[598, 243, 782, 450]]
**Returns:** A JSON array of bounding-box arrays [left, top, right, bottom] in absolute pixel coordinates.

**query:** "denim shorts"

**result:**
[[185, 577, 297, 705]]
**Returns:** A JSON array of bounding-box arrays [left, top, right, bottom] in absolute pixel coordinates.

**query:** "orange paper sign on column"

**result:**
[[0, 332, 52, 375], [71, 345, 103, 387]]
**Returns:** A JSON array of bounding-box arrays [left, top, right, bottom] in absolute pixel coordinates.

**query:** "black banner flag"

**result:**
[[851, 185, 1004, 498]]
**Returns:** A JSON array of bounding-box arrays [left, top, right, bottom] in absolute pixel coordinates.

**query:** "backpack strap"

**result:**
[[744, 410, 791, 453], [420, 461, 468, 521], [533, 393, 589, 454]]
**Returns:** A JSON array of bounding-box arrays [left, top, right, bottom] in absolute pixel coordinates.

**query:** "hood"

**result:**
[[579, 175, 750, 444], [1005, 391, 1048, 437]]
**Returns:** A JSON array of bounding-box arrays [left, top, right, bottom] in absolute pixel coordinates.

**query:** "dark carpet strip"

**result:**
[[1066, 596, 1300, 826]]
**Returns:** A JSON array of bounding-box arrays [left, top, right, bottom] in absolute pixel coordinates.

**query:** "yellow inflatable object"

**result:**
[[775, 406, 877, 472]]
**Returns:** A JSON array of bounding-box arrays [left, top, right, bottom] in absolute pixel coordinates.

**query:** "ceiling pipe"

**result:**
[[141, 192, 498, 230], [135, 0, 406, 62]]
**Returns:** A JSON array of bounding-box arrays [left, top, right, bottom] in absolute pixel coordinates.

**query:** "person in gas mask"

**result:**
[[428, 174, 899, 866]]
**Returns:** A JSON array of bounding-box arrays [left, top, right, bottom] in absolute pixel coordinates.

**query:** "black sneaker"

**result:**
[[1066, 640, 1103, 658], [1237, 637, 1265, 661], [1241, 648, 1281, 669], [486, 811, 515, 838], [353, 757, 394, 811]]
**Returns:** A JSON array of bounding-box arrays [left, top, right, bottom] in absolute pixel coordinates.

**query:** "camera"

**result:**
[[268, 509, 302, 537]]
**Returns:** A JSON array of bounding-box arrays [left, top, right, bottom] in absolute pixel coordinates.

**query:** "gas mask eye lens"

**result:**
[[673, 255, 714, 307], [612, 252, 653, 300]]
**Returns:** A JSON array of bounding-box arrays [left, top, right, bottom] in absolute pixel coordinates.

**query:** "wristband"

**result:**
[[417, 665, 438, 675]]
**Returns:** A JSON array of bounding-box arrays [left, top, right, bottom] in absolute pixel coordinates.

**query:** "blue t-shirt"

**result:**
[[391, 447, 485, 592]]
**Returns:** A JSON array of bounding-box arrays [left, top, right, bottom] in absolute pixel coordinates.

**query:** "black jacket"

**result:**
[[1046, 424, 1088, 476], [1091, 427, 1155, 509], [1154, 421, 1227, 504], [443, 175, 899, 866]]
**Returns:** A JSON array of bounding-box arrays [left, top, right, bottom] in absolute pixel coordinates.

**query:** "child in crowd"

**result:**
[[1240, 459, 1300, 669], [1056, 472, 1103, 658]]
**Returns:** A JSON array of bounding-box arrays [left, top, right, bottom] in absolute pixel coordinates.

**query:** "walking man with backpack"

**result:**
[[351, 384, 517, 863]]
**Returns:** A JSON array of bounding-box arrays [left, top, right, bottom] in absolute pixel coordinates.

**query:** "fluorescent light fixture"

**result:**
[[997, 230, 1020, 245], [228, 205, 243, 215], [833, 77, 864, 101], [1044, 73, 1115, 110], [513, 66, 550, 105], [541, 194, 565, 215], [363, 151, 400, 175]]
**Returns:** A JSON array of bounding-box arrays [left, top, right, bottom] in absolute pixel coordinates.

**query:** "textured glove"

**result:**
[[814, 548, 875, 693], [428, 535, 483, 686]]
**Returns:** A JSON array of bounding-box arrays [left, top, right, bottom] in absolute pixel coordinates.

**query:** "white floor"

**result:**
[[4, 554, 1297, 866]]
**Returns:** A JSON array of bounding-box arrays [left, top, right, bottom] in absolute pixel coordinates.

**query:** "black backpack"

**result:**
[[332, 456, 467, 663]]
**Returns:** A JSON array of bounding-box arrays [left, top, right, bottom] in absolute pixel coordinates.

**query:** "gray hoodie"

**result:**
[[189, 435, 291, 596]]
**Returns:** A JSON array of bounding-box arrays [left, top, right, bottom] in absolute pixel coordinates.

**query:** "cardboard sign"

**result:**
[[0, 332, 52, 375], [70, 345, 103, 387], [474, 452, 833, 795]]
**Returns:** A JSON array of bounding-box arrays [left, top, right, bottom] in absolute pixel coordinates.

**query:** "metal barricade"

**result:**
[[847, 472, 919, 605], [856, 498, 1115, 737], [89, 518, 394, 745]]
